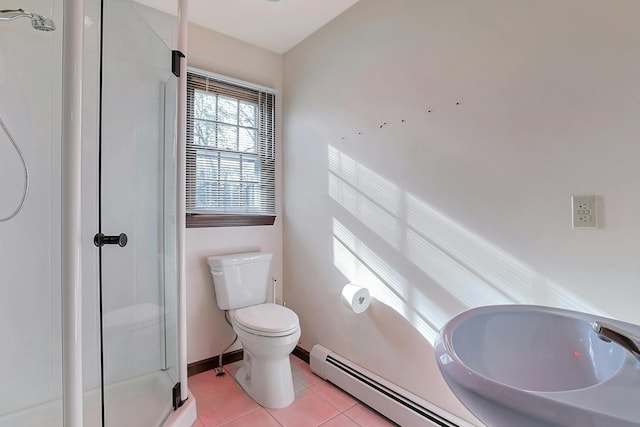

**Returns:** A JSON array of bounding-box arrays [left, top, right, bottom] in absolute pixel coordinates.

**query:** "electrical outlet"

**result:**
[[572, 196, 598, 229]]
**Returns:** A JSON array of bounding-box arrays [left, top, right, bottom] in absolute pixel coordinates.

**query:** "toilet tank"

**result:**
[[206, 252, 272, 310]]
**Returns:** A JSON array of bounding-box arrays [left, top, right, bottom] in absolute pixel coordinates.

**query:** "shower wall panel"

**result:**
[[0, 0, 63, 416]]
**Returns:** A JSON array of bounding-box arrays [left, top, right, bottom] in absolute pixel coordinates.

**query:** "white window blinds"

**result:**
[[186, 70, 276, 219]]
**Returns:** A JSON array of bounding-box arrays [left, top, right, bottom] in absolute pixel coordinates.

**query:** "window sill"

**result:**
[[186, 214, 276, 228]]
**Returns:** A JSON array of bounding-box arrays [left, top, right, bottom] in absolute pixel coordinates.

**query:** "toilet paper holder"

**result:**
[[341, 283, 371, 314]]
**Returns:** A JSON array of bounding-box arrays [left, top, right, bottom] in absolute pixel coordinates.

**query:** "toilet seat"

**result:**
[[232, 303, 299, 337]]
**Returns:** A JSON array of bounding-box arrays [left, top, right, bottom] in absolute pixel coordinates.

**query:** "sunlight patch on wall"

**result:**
[[329, 172, 401, 249], [328, 146, 607, 343], [407, 194, 536, 302], [327, 144, 607, 319], [540, 279, 607, 315], [328, 144, 515, 310], [333, 218, 443, 344], [406, 194, 606, 315], [333, 234, 407, 316], [328, 145, 405, 250], [406, 228, 513, 307], [328, 146, 401, 215]]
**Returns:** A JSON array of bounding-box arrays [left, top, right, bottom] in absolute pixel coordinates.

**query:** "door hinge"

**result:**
[[172, 382, 185, 410], [172, 50, 185, 77]]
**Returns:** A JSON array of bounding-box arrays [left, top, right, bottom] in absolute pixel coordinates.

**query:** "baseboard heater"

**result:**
[[310, 345, 474, 427]]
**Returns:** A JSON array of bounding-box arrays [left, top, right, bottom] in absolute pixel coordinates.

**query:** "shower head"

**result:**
[[0, 9, 56, 31], [30, 14, 56, 32]]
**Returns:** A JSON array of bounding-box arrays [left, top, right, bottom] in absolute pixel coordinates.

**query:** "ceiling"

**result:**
[[135, 0, 360, 54]]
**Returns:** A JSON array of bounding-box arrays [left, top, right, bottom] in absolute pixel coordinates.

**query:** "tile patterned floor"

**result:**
[[189, 355, 398, 427]]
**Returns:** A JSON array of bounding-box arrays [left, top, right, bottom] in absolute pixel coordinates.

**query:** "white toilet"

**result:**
[[207, 252, 301, 409]]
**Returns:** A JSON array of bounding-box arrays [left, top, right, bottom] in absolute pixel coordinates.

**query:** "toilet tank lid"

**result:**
[[207, 251, 272, 267]]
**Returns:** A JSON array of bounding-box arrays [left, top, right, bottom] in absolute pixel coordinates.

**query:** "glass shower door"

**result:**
[[98, 0, 178, 425]]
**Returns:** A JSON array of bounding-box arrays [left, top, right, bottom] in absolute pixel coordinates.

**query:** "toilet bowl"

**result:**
[[230, 303, 300, 408], [206, 252, 301, 409]]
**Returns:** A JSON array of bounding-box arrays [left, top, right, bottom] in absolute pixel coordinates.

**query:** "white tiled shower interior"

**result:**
[[0, 0, 64, 417], [0, 0, 178, 425]]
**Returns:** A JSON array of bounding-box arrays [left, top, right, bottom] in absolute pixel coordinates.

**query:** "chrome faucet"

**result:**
[[592, 321, 640, 361]]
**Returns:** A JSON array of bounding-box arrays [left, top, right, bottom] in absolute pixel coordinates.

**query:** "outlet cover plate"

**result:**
[[572, 195, 598, 229]]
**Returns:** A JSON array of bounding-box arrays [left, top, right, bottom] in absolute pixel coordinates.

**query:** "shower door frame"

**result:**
[[95, 0, 180, 425], [58, 0, 192, 425]]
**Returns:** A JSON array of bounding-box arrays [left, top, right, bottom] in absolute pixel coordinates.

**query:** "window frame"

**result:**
[[185, 68, 277, 228]]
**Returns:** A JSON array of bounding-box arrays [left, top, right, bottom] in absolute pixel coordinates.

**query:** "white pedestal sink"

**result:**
[[435, 305, 640, 427]]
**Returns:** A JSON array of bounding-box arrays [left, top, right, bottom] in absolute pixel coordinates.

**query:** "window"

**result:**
[[186, 69, 276, 227]]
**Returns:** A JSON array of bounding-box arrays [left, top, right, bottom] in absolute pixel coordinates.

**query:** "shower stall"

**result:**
[[0, 0, 187, 425]]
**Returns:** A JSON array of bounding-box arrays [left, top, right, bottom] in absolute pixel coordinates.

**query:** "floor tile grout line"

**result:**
[[267, 410, 285, 427], [316, 413, 337, 427], [342, 409, 366, 427], [306, 381, 359, 413], [319, 412, 362, 427], [216, 405, 263, 427]]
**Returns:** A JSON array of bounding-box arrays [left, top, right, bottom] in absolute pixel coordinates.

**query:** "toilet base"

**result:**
[[234, 353, 295, 409]]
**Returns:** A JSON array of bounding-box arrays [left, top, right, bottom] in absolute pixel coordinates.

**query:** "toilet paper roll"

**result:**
[[341, 283, 371, 314]]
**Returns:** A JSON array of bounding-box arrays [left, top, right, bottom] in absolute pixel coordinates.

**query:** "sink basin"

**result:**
[[436, 305, 640, 427], [450, 308, 625, 392]]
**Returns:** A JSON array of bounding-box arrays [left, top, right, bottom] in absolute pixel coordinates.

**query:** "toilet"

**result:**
[[207, 252, 301, 409]]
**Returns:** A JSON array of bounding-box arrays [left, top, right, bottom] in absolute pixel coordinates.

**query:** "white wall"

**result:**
[[283, 0, 640, 423], [185, 23, 284, 364]]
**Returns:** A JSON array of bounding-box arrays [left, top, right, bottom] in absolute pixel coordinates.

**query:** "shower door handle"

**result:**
[[93, 233, 128, 248]]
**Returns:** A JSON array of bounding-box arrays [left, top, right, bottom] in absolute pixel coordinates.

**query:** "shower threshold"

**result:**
[[0, 370, 174, 427]]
